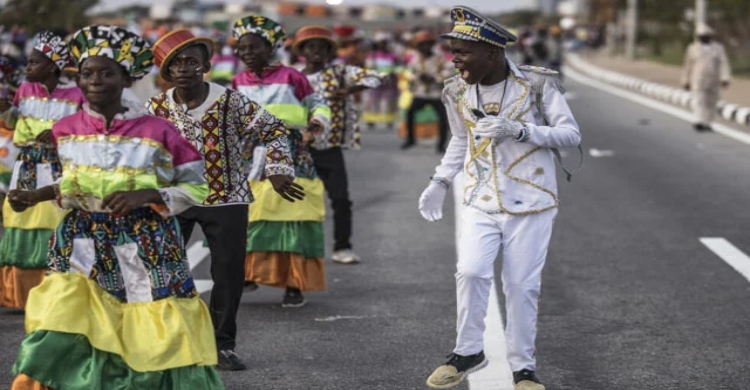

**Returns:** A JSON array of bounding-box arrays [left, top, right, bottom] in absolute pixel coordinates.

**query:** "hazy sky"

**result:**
[[97, 0, 535, 14]]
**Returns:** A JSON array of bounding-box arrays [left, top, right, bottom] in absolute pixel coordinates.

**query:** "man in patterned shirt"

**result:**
[[147, 29, 303, 371], [296, 25, 385, 264]]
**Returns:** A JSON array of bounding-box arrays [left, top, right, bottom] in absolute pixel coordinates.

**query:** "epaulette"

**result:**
[[517, 64, 559, 75], [444, 74, 461, 87], [518, 64, 564, 94], [442, 75, 464, 104]]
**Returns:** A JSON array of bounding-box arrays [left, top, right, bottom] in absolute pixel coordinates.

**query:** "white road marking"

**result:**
[[194, 280, 214, 294], [186, 241, 213, 294], [468, 280, 515, 389], [186, 241, 210, 270], [565, 66, 750, 147], [699, 238, 750, 282], [589, 148, 615, 157], [452, 173, 514, 390], [314, 315, 369, 322]]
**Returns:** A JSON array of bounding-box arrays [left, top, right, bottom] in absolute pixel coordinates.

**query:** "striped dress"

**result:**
[[0, 80, 85, 309], [11, 102, 224, 390], [233, 65, 331, 291]]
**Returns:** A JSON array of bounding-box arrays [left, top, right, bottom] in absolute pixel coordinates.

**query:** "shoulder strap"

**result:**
[[531, 74, 583, 182]]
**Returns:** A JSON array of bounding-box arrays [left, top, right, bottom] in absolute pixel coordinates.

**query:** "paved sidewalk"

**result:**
[[583, 52, 750, 108]]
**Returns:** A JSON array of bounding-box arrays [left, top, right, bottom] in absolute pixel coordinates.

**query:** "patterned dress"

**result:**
[[0, 80, 85, 309], [362, 51, 400, 126], [11, 102, 224, 390]]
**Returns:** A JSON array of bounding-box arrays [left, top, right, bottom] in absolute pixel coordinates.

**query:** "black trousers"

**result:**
[[406, 97, 449, 151], [310, 147, 352, 251], [178, 204, 249, 351]]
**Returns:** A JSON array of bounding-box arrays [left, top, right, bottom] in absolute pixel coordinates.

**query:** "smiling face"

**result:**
[[236, 34, 272, 71], [166, 45, 211, 88], [77, 56, 131, 107], [299, 38, 334, 66], [448, 39, 504, 85], [25, 49, 57, 83]]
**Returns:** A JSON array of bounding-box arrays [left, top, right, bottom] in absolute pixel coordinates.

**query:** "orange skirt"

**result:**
[[245, 252, 326, 291], [0, 266, 45, 309], [11, 374, 52, 390], [398, 121, 439, 139]]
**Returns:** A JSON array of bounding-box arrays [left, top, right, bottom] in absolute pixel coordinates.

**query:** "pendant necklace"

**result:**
[[472, 61, 510, 119]]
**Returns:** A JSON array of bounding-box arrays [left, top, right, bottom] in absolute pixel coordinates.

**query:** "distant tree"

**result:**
[[0, 0, 99, 35]]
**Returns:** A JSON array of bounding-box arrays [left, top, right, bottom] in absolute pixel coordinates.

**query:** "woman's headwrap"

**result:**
[[232, 16, 286, 54], [33, 30, 71, 70], [68, 25, 154, 80]]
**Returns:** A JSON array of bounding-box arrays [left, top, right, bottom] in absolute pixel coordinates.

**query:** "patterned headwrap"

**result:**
[[33, 30, 71, 70], [68, 25, 154, 80], [232, 16, 286, 54]]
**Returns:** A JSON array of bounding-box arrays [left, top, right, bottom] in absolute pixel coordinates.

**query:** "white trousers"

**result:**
[[453, 205, 557, 372], [693, 86, 720, 125]]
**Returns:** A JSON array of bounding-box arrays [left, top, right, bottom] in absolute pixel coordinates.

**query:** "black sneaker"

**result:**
[[513, 369, 545, 389], [400, 140, 416, 150], [217, 349, 247, 371], [426, 351, 488, 389], [693, 123, 712, 132], [282, 288, 306, 308]]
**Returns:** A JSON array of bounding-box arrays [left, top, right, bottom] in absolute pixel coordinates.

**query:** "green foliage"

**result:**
[[0, 0, 99, 35]]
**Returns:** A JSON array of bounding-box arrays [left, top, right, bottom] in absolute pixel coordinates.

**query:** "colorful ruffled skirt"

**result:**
[[397, 69, 441, 139], [11, 208, 224, 390], [0, 145, 65, 309], [245, 178, 327, 291]]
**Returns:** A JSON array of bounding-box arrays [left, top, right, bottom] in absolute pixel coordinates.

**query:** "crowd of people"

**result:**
[[0, 6, 583, 390]]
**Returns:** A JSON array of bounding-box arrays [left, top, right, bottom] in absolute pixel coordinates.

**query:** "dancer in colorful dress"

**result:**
[[232, 15, 330, 307], [295, 25, 384, 264], [0, 31, 86, 309], [148, 29, 300, 370], [420, 7, 580, 390], [362, 31, 400, 129], [8, 25, 224, 389]]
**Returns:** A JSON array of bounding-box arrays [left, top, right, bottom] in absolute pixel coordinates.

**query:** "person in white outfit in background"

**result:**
[[681, 23, 731, 132], [419, 5, 581, 390]]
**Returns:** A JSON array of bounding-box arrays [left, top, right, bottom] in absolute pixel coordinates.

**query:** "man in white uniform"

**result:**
[[681, 23, 731, 132], [420, 6, 581, 390]]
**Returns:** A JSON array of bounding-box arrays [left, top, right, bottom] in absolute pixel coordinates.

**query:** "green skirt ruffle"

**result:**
[[247, 221, 324, 258], [14, 330, 225, 390], [0, 228, 52, 268]]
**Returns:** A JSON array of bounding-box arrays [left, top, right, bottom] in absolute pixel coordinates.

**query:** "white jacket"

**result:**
[[681, 41, 731, 90], [431, 60, 580, 215]]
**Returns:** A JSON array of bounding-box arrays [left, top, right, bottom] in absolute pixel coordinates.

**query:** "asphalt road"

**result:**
[[1, 75, 750, 389]]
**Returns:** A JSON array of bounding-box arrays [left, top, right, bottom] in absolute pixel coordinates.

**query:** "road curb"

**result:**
[[565, 54, 750, 127]]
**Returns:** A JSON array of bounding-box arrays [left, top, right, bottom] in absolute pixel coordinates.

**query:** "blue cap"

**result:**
[[442, 6, 517, 48]]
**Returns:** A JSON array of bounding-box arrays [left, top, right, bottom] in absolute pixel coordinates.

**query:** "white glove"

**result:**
[[473, 116, 524, 141], [418, 183, 448, 222]]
